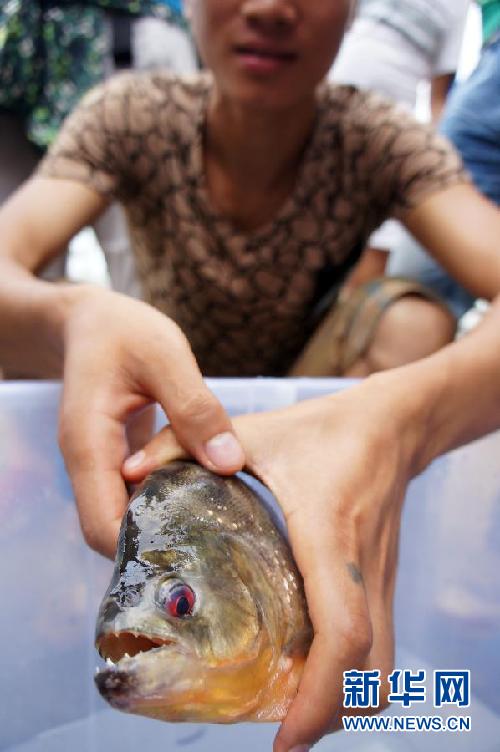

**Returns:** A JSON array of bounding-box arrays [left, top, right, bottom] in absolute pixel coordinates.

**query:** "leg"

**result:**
[[343, 247, 388, 291], [346, 295, 456, 377], [289, 278, 457, 377], [344, 220, 400, 292], [387, 228, 475, 320]]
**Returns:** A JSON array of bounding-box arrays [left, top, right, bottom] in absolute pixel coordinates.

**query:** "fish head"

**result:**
[[95, 462, 309, 721]]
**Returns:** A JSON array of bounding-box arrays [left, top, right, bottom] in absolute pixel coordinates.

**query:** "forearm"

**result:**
[[0, 256, 93, 378], [0, 176, 112, 377], [370, 295, 500, 475]]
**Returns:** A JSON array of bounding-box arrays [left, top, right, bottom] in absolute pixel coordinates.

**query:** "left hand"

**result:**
[[123, 374, 424, 751]]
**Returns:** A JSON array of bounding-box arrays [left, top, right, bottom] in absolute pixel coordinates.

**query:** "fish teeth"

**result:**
[[105, 657, 114, 666]]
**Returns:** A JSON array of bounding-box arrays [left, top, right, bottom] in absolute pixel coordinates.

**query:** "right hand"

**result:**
[[59, 288, 244, 558]]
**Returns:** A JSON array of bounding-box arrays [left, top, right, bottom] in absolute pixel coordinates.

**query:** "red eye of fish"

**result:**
[[164, 583, 196, 618]]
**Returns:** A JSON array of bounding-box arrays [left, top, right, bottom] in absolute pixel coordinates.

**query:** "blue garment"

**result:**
[[158, 0, 183, 13], [441, 36, 500, 205], [388, 37, 500, 317]]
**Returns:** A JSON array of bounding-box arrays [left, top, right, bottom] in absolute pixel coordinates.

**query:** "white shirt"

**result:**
[[358, 0, 470, 74], [332, 0, 470, 109]]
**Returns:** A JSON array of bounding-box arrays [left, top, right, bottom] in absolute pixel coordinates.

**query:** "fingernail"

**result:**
[[123, 450, 145, 471], [204, 432, 243, 469]]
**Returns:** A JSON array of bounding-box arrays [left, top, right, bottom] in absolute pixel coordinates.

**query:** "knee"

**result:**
[[365, 296, 457, 373]]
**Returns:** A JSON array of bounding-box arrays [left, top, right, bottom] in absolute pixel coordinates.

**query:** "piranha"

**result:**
[[95, 461, 312, 723]]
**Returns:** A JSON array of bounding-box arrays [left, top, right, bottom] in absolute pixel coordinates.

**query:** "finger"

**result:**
[[274, 535, 372, 752], [59, 405, 129, 559], [122, 424, 188, 482], [138, 322, 245, 474]]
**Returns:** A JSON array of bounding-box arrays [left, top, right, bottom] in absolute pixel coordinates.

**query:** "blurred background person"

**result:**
[[388, 0, 500, 322], [132, 0, 197, 72], [0, 0, 197, 298], [329, 0, 470, 293]]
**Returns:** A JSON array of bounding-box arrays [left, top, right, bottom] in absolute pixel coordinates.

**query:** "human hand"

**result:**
[[124, 373, 423, 750], [233, 383, 411, 751], [59, 288, 244, 558]]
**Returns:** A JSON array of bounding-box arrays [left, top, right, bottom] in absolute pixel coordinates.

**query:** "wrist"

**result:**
[[56, 283, 110, 345], [34, 282, 111, 377], [358, 361, 449, 478]]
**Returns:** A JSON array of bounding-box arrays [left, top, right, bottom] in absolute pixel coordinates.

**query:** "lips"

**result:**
[[233, 42, 298, 74], [234, 44, 297, 62]]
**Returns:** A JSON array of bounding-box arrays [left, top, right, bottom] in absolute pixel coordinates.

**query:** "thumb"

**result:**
[[124, 329, 245, 475]]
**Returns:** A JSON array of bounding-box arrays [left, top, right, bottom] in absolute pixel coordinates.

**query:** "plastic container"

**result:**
[[1, 379, 499, 751]]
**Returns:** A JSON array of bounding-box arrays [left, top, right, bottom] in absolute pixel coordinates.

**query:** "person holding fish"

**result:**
[[1, 1, 500, 751]]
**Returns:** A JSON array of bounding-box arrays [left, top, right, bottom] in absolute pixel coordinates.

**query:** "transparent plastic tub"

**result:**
[[1, 379, 499, 752]]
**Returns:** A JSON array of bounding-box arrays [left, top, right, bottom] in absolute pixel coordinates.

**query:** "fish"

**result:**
[[94, 460, 312, 723]]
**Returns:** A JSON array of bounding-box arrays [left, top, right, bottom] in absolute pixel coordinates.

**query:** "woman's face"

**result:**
[[186, 0, 352, 110]]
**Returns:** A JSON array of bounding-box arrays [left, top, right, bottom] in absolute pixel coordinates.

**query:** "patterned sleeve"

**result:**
[[37, 71, 154, 202], [339, 88, 471, 223]]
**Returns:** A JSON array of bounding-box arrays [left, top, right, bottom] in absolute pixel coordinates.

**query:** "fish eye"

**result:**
[[156, 580, 196, 618]]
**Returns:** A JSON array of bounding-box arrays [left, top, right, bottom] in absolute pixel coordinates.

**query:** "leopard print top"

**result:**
[[38, 71, 468, 376]]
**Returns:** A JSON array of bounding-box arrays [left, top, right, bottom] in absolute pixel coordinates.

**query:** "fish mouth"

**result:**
[[96, 630, 176, 665], [95, 631, 179, 710]]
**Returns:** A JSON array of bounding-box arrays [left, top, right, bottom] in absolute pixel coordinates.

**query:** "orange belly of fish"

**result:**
[[133, 648, 307, 723]]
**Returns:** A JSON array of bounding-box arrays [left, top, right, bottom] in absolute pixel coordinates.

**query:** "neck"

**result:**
[[203, 89, 318, 229], [206, 89, 317, 189]]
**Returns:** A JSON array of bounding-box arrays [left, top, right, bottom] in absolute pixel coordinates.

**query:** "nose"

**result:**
[[241, 0, 298, 33]]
